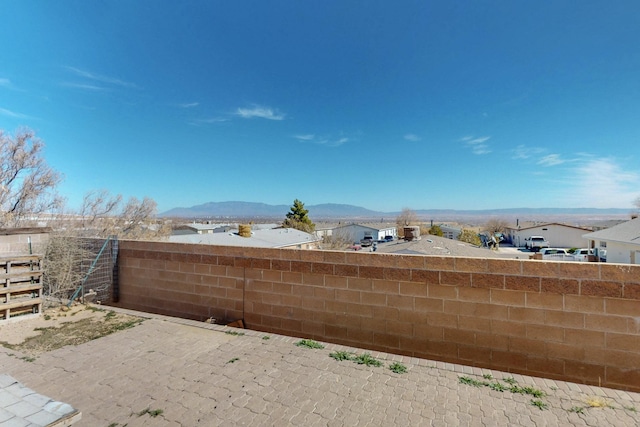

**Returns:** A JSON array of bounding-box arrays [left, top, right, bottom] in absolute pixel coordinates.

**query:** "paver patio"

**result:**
[[1, 308, 639, 426]]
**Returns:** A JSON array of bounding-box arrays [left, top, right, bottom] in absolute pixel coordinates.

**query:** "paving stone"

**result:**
[[2, 310, 640, 426]]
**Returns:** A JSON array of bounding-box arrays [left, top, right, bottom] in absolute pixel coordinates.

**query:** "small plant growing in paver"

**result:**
[[389, 362, 408, 374], [137, 407, 163, 418], [148, 409, 163, 417], [44, 314, 51, 320], [86, 305, 105, 312], [459, 376, 485, 387], [262, 335, 270, 340], [523, 386, 545, 398], [225, 330, 245, 336], [483, 374, 493, 380], [488, 382, 507, 392], [20, 356, 36, 362], [226, 357, 239, 364], [508, 384, 545, 398], [503, 377, 517, 385], [329, 351, 354, 361], [105, 311, 117, 320], [623, 405, 637, 412], [568, 406, 585, 414], [459, 374, 549, 410], [295, 339, 324, 349], [531, 399, 548, 410], [353, 353, 382, 367]]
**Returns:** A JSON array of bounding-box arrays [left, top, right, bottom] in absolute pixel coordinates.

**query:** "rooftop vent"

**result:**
[[404, 226, 421, 241]]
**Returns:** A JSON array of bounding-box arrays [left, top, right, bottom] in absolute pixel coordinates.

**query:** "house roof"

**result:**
[[582, 219, 628, 229], [376, 235, 521, 259], [582, 218, 640, 245], [175, 223, 231, 232], [507, 222, 591, 232], [169, 227, 320, 248], [334, 223, 397, 232]]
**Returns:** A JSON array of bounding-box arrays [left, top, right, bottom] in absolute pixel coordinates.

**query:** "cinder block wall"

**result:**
[[115, 240, 640, 392], [0, 229, 50, 255]]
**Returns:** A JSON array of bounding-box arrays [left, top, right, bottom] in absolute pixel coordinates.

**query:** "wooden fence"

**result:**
[[0, 255, 43, 322]]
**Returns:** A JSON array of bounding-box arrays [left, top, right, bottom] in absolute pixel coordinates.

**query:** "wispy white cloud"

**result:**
[[293, 134, 348, 147], [471, 145, 491, 155], [188, 117, 229, 125], [462, 135, 491, 155], [236, 105, 285, 120], [178, 102, 199, 108], [562, 158, 639, 208], [466, 136, 491, 145], [334, 137, 349, 146], [404, 134, 421, 142], [61, 82, 109, 91], [0, 107, 33, 120], [512, 144, 545, 160], [0, 78, 11, 88], [64, 66, 138, 89], [538, 154, 565, 167]]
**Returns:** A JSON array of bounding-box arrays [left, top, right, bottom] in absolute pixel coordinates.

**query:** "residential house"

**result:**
[[505, 222, 591, 248], [583, 217, 640, 264], [331, 223, 397, 244], [172, 223, 232, 235], [438, 224, 462, 240]]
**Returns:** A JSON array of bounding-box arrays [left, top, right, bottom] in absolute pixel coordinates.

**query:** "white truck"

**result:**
[[523, 236, 550, 252]]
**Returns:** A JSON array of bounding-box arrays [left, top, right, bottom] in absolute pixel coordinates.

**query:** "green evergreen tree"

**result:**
[[428, 225, 443, 237], [283, 199, 315, 232]]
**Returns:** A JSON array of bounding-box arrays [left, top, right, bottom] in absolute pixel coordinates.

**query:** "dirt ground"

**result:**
[[0, 303, 143, 355]]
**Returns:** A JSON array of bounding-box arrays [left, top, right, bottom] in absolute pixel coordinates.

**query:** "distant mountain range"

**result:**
[[160, 201, 633, 220]]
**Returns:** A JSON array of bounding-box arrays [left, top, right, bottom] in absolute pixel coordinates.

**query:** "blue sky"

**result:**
[[1, 1, 639, 213]]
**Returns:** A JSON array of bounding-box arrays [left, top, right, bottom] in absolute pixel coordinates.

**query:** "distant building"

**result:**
[[313, 223, 342, 240], [583, 217, 640, 264], [173, 223, 233, 235], [505, 222, 591, 248], [330, 223, 397, 243], [169, 226, 320, 249], [438, 224, 461, 240]]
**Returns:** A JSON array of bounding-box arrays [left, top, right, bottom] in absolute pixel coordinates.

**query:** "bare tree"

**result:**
[[42, 230, 95, 306], [321, 228, 354, 250], [43, 193, 169, 305], [74, 191, 170, 239], [79, 189, 122, 232], [396, 208, 419, 238], [484, 218, 510, 235], [0, 128, 62, 227], [396, 208, 418, 227]]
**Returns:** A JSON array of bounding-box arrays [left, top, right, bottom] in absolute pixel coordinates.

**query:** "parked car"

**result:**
[[539, 248, 572, 261], [384, 236, 394, 242], [523, 236, 550, 252], [360, 236, 374, 247], [572, 248, 594, 262]]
